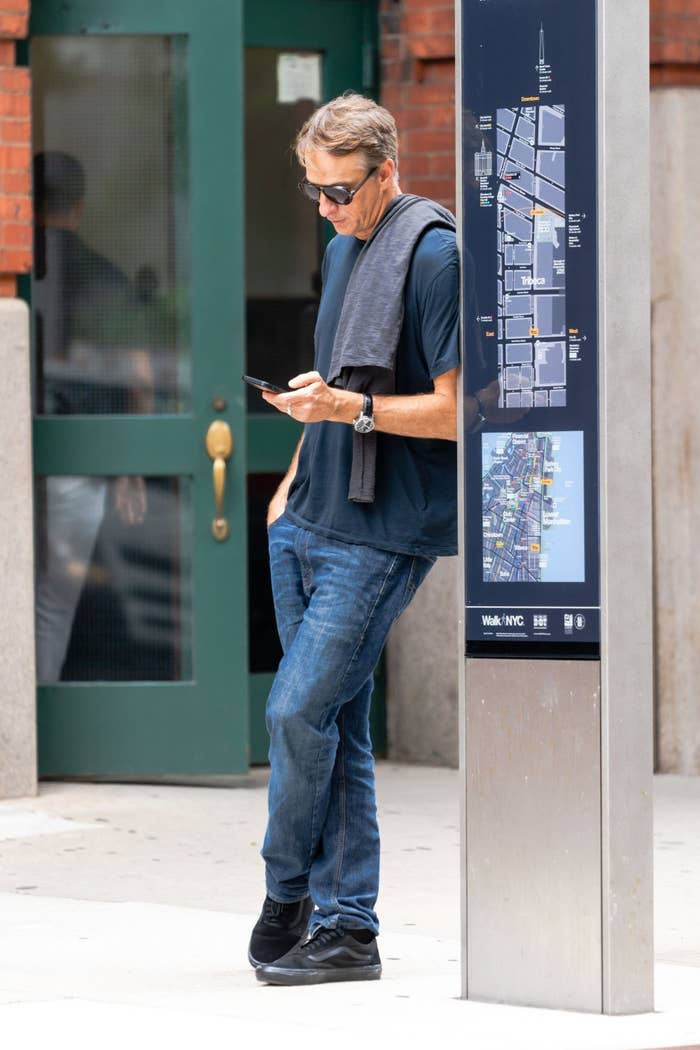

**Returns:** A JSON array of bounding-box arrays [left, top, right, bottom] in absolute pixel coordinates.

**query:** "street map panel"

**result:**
[[462, 0, 600, 644], [482, 431, 584, 583], [496, 102, 566, 410]]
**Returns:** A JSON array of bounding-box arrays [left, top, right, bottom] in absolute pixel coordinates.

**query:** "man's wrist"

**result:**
[[352, 392, 375, 433], [333, 388, 363, 425]]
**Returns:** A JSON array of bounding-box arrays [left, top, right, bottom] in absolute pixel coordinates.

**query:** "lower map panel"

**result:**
[[482, 430, 585, 584]]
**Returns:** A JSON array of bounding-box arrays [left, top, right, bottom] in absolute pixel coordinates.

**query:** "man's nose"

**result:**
[[318, 191, 336, 219]]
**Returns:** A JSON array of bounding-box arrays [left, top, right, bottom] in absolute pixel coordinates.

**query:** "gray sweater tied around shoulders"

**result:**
[[327, 193, 456, 504]]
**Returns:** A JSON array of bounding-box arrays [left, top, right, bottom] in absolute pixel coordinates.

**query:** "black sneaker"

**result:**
[[256, 926, 382, 986], [248, 895, 313, 969]]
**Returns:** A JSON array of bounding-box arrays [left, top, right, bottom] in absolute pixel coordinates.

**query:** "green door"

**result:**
[[29, 0, 378, 776]]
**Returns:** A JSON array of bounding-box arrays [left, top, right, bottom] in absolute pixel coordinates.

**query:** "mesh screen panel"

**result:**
[[31, 36, 191, 416]]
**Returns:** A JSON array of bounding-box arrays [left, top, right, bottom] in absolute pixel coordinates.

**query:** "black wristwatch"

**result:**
[[469, 393, 488, 434], [352, 393, 375, 434]]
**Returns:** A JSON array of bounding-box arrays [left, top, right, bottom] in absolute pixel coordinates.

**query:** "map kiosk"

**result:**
[[457, 0, 653, 1013]]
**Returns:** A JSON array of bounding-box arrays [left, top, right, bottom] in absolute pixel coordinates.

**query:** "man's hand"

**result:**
[[262, 371, 356, 424], [267, 488, 288, 527], [114, 475, 147, 525], [261, 367, 459, 440], [266, 435, 304, 527]]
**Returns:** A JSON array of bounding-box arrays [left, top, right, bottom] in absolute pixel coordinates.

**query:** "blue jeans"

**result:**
[[262, 514, 434, 935]]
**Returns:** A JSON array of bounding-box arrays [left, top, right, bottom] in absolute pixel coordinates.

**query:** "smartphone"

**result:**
[[242, 374, 286, 394]]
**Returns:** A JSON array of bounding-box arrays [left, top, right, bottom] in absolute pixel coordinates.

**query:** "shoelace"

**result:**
[[298, 927, 344, 953], [262, 898, 298, 927]]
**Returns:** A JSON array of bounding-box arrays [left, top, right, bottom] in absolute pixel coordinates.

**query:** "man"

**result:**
[[248, 94, 491, 987]]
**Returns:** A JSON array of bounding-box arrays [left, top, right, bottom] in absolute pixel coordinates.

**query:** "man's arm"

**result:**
[[267, 434, 304, 526], [262, 368, 496, 442], [262, 370, 458, 440], [113, 350, 155, 525]]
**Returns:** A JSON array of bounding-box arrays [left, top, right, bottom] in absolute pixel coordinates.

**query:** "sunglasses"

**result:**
[[298, 166, 378, 206]]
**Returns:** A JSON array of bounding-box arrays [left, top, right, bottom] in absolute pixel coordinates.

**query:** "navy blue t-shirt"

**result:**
[[285, 225, 460, 558]]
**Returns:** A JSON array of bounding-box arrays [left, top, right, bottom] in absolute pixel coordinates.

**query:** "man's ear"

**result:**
[[378, 158, 396, 188]]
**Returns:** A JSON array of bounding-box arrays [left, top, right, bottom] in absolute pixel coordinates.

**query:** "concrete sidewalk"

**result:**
[[0, 765, 699, 1050]]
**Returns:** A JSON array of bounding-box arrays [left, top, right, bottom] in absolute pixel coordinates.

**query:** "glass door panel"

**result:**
[[31, 35, 191, 417], [35, 474, 193, 683], [32, 34, 194, 686]]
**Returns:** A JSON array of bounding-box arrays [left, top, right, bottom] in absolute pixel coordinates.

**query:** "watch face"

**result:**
[[354, 415, 375, 434]]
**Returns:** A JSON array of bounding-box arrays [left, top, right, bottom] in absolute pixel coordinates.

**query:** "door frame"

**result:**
[[242, 1, 384, 761], [29, 0, 250, 775]]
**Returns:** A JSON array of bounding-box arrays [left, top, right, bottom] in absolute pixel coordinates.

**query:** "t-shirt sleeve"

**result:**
[[418, 247, 460, 379]]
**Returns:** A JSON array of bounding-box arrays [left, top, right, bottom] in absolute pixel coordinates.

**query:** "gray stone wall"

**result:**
[[651, 88, 700, 774], [0, 298, 37, 798], [386, 556, 459, 767]]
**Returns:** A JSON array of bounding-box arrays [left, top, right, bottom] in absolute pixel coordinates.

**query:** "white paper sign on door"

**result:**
[[277, 53, 322, 104]]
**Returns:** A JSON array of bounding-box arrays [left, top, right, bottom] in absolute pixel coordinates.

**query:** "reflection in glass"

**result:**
[[245, 48, 322, 413], [34, 476, 192, 682], [31, 36, 191, 415]]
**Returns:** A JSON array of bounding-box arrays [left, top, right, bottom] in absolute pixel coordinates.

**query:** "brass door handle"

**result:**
[[205, 420, 233, 541]]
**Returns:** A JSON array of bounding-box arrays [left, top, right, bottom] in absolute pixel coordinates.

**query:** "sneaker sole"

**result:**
[[256, 963, 382, 986], [248, 940, 308, 971]]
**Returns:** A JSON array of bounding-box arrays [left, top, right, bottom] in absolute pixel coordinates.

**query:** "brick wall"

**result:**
[[379, 0, 456, 213], [379, 0, 700, 206], [0, 0, 697, 300], [0, 0, 31, 298], [651, 0, 700, 85]]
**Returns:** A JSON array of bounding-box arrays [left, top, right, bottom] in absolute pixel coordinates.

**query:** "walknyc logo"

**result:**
[[481, 614, 525, 627]]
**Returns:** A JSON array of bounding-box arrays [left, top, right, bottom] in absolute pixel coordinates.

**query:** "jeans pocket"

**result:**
[[267, 511, 287, 532], [400, 555, 436, 614]]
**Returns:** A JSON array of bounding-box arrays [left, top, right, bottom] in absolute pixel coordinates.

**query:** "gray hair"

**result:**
[[295, 92, 398, 176]]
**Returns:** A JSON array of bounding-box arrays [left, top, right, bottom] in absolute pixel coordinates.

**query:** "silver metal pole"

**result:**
[[598, 0, 654, 1014], [457, 0, 653, 1013], [454, 0, 469, 1003]]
